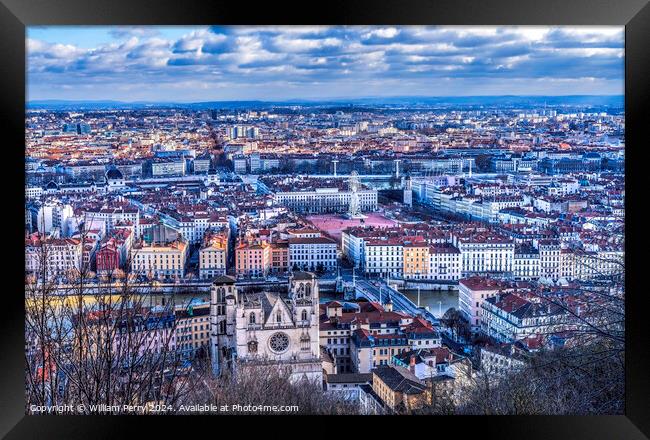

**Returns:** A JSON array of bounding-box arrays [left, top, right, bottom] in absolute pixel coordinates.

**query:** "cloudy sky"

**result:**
[[27, 26, 624, 102]]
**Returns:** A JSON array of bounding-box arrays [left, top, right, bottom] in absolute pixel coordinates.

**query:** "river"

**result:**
[[320, 287, 459, 319], [400, 288, 459, 318], [30, 287, 458, 318]]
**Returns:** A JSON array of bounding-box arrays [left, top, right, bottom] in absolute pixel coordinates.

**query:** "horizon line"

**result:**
[[27, 94, 625, 105]]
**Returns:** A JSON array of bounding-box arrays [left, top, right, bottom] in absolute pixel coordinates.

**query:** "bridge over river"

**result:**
[[354, 279, 440, 326]]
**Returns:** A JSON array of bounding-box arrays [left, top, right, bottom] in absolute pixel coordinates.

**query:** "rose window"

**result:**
[[268, 332, 290, 353]]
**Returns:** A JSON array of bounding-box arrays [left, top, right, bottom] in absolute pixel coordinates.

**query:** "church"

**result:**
[[210, 272, 322, 383]]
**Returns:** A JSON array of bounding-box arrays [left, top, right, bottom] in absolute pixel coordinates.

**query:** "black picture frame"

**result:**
[[2, 0, 648, 437]]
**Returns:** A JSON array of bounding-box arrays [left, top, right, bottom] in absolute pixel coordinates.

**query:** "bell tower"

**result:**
[[210, 275, 237, 376], [403, 175, 413, 207], [289, 271, 319, 304]]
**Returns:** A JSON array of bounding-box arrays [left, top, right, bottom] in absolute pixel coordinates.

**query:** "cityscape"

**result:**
[[25, 26, 625, 415]]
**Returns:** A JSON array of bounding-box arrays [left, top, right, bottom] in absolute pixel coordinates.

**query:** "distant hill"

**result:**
[[27, 95, 624, 110], [28, 100, 279, 110], [332, 95, 624, 107]]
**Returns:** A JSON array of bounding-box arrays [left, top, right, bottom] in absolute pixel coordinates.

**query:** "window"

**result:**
[[269, 332, 290, 353], [301, 309, 308, 321], [249, 312, 256, 325], [276, 310, 282, 323]]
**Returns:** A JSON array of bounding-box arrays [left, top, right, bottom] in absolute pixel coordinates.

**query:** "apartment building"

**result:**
[[428, 243, 462, 281], [364, 238, 404, 278], [458, 276, 511, 331], [403, 242, 429, 280], [481, 292, 568, 343], [288, 236, 337, 272], [235, 240, 271, 277], [175, 303, 211, 359], [25, 235, 83, 280], [199, 230, 229, 279], [130, 238, 189, 279], [274, 188, 378, 214], [452, 231, 514, 276]]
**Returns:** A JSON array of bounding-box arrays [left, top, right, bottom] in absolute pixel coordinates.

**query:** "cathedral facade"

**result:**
[[210, 272, 322, 383]]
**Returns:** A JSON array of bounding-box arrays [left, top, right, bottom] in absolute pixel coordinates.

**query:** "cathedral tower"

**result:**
[[210, 275, 237, 376]]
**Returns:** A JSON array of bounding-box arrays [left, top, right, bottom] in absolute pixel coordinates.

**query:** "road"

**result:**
[[40, 277, 289, 295]]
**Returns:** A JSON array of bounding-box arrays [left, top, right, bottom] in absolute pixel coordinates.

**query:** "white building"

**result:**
[[481, 196, 526, 222], [428, 244, 462, 281], [227, 125, 259, 140], [232, 155, 247, 174], [538, 240, 561, 282], [152, 159, 186, 177], [83, 205, 139, 234], [341, 229, 367, 269], [513, 247, 540, 280], [26, 185, 43, 200], [364, 239, 404, 278], [570, 249, 625, 280], [210, 272, 322, 383], [169, 214, 228, 245], [451, 232, 515, 276], [288, 237, 338, 272], [479, 344, 527, 378], [193, 154, 212, 174], [481, 292, 568, 343], [36, 201, 74, 236], [105, 168, 126, 192], [25, 236, 82, 280], [274, 188, 378, 214]]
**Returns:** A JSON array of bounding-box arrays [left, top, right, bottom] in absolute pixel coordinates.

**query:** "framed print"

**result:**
[[1, 0, 648, 438]]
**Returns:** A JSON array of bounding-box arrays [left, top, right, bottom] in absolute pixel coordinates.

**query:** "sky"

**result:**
[[26, 26, 625, 102]]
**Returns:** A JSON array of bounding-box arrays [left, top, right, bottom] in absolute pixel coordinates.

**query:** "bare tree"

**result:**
[[457, 253, 625, 415], [179, 360, 359, 415], [25, 222, 190, 414], [441, 307, 471, 343]]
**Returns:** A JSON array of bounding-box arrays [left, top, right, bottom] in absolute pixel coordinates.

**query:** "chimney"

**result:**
[[409, 354, 416, 373]]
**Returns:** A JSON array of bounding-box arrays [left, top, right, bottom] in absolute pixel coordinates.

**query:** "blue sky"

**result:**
[[26, 26, 625, 102]]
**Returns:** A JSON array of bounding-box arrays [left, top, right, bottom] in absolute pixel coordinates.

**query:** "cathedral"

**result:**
[[210, 272, 322, 383]]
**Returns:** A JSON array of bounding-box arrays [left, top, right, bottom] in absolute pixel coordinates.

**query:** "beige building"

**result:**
[[372, 365, 429, 413], [199, 230, 229, 279], [131, 238, 189, 279], [175, 303, 211, 358], [403, 242, 429, 279]]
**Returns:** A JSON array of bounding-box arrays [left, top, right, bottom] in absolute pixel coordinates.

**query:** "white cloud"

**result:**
[[363, 27, 400, 39], [26, 25, 625, 100]]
